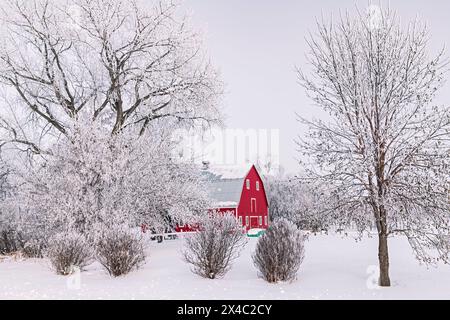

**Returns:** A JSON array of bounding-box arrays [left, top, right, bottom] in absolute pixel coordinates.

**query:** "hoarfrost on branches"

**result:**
[[0, 0, 222, 154], [0, 0, 220, 266], [45, 231, 93, 275], [0, 161, 21, 254], [96, 224, 146, 277], [183, 213, 247, 279], [264, 172, 328, 232], [252, 218, 306, 283], [14, 120, 210, 242], [297, 7, 450, 286]]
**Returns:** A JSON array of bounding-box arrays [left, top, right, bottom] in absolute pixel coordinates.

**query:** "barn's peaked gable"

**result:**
[[241, 165, 269, 209]]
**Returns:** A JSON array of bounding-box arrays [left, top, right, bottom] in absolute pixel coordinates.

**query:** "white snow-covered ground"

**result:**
[[1, 233, 450, 300]]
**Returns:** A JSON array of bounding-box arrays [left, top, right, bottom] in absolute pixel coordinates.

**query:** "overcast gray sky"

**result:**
[[186, 0, 450, 172]]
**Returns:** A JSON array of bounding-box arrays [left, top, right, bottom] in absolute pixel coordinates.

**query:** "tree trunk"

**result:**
[[378, 232, 391, 287]]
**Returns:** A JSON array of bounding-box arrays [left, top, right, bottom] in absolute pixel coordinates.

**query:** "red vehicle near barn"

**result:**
[[176, 164, 270, 233]]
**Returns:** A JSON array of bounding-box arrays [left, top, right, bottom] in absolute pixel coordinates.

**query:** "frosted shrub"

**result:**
[[46, 232, 93, 275], [0, 229, 22, 254], [183, 213, 247, 279], [253, 218, 306, 283], [22, 239, 46, 258], [0, 221, 22, 254], [15, 212, 50, 258], [96, 226, 146, 277]]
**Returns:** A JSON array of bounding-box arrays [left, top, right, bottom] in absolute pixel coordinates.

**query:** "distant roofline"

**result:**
[[211, 205, 238, 209], [201, 163, 256, 181]]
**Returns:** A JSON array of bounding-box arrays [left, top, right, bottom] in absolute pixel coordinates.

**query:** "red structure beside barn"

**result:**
[[176, 164, 269, 232]]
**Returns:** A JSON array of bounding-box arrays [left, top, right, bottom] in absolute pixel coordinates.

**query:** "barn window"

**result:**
[[246, 179, 250, 190], [245, 216, 249, 226], [256, 181, 260, 191], [264, 216, 267, 225], [239, 216, 242, 225], [259, 216, 262, 225], [251, 198, 257, 212]]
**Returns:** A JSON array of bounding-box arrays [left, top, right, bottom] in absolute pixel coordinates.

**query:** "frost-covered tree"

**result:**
[[0, 0, 222, 154], [0, 0, 221, 265], [14, 120, 210, 243], [265, 173, 327, 232], [297, 7, 450, 286]]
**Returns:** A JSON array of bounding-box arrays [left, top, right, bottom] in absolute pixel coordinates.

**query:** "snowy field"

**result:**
[[1, 233, 450, 300]]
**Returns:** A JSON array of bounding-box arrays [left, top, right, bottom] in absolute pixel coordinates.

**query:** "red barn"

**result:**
[[176, 164, 269, 232]]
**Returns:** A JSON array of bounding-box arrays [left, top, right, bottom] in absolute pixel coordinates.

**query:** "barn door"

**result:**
[[250, 217, 258, 228]]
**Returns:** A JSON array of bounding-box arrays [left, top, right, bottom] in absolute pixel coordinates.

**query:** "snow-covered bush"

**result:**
[[253, 218, 306, 283], [0, 228, 22, 254], [13, 212, 50, 258], [96, 226, 146, 277], [45, 232, 93, 275], [0, 165, 22, 254], [0, 213, 23, 254], [183, 213, 247, 279], [22, 239, 46, 258]]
